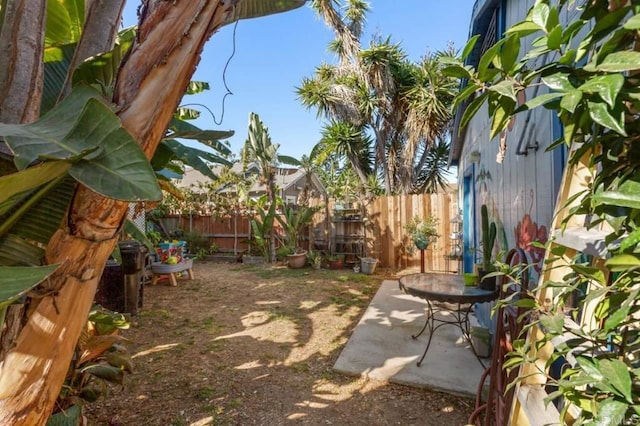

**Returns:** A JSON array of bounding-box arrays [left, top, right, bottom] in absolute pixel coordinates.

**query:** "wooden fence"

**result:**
[[158, 190, 460, 272], [308, 191, 460, 272]]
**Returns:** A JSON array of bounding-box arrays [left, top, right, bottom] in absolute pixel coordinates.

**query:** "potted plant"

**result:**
[[276, 204, 321, 268], [306, 250, 323, 269], [404, 215, 439, 252], [478, 204, 497, 291], [327, 254, 344, 270]]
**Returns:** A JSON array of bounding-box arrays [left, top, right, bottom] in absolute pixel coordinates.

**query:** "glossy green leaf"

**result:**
[[531, 2, 550, 30], [461, 35, 480, 61], [559, 48, 577, 65], [478, 40, 504, 81], [602, 305, 630, 333], [588, 101, 626, 136], [459, 92, 488, 129], [596, 51, 640, 72], [579, 74, 624, 108], [594, 399, 628, 426], [605, 254, 640, 271], [599, 359, 632, 402], [623, 14, 640, 30], [1, 86, 161, 201], [500, 35, 520, 73], [520, 92, 563, 111], [560, 90, 583, 113], [441, 65, 473, 79], [620, 228, 640, 252], [506, 20, 542, 36], [593, 180, 640, 209], [0, 264, 59, 309], [547, 25, 563, 50], [576, 356, 603, 381], [452, 82, 480, 111], [546, 5, 560, 32], [563, 120, 576, 145], [0, 162, 70, 205], [490, 102, 513, 139], [543, 73, 574, 92], [540, 313, 564, 334], [488, 81, 517, 102]]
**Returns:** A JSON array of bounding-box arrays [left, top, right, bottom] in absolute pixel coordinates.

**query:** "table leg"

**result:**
[[414, 300, 436, 367], [461, 304, 488, 369], [412, 301, 489, 369]]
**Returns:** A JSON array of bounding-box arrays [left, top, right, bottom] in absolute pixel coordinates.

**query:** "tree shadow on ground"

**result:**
[[85, 262, 472, 425]]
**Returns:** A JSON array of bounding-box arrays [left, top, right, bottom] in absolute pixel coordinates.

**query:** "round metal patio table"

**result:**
[[398, 273, 499, 367]]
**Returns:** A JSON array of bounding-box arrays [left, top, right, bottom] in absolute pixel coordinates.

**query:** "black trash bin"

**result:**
[[96, 259, 125, 312], [118, 240, 143, 315]]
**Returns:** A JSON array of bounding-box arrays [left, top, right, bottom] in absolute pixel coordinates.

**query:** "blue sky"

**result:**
[[122, 1, 473, 161]]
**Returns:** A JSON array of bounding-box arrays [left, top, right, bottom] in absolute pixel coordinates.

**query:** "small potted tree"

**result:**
[[276, 204, 321, 268], [404, 215, 439, 252]]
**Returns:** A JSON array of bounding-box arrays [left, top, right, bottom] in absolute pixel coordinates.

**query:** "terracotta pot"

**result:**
[[287, 251, 307, 269], [328, 259, 343, 269]]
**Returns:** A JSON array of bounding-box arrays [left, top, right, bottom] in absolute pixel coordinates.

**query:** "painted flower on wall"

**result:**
[[514, 213, 548, 273]]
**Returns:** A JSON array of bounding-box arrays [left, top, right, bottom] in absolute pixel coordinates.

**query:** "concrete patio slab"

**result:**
[[333, 280, 487, 396]]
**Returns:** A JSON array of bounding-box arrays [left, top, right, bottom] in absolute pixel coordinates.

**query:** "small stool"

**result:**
[[151, 259, 194, 286]]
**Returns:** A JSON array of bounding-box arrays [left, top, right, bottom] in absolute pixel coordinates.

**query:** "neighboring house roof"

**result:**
[[174, 163, 326, 197]]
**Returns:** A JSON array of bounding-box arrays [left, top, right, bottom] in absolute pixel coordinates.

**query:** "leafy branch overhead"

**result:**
[[444, 0, 640, 423]]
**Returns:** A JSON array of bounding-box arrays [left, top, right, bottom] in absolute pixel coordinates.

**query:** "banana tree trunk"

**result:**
[[0, 0, 47, 359], [0, 2, 234, 424]]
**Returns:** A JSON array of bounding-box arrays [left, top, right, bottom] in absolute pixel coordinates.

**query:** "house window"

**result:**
[[285, 195, 296, 206], [466, 0, 507, 68]]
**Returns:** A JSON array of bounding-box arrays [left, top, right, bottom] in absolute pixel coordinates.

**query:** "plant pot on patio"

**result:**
[[287, 250, 308, 269], [360, 257, 377, 275]]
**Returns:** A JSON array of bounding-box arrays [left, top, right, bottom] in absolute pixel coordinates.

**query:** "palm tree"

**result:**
[[298, 1, 458, 194], [241, 112, 298, 262]]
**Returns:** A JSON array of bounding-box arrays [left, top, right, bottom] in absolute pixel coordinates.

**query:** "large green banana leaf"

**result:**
[[45, 0, 84, 47], [0, 162, 70, 215], [0, 264, 60, 309], [1, 85, 161, 202], [0, 177, 76, 265], [223, 0, 306, 25], [166, 118, 234, 155], [72, 27, 136, 90]]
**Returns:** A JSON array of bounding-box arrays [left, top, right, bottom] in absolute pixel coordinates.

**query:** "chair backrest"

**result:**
[[469, 247, 531, 426]]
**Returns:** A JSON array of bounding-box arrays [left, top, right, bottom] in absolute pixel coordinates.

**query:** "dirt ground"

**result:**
[[86, 261, 473, 425]]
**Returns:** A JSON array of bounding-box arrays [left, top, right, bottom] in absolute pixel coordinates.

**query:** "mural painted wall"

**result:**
[[456, 0, 575, 274]]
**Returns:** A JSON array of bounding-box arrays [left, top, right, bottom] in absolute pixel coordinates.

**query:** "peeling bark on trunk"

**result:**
[[0, 0, 46, 123], [0, 0, 46, 154], [0, 2, 234, 424], [0, 0, 47, 360]]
